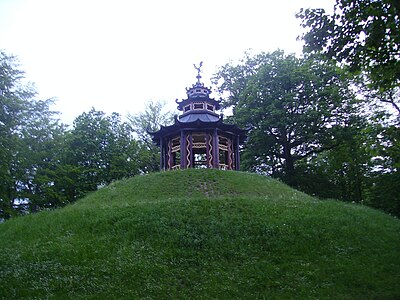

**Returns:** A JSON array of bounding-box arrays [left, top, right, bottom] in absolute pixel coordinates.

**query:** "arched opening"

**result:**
[[169, 136, 181, 170], [192, 133, 209, 169], [218, 135, 234, 170]]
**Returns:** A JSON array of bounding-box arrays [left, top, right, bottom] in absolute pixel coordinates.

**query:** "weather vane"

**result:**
[[193, 61, 203, 83]]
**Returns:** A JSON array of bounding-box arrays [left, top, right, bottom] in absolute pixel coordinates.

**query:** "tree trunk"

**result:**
[[282, 142, 296, 187]]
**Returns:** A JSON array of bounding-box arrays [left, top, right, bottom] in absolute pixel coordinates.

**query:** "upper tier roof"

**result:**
[[178, 112, 220, 123], [175, 81, 222, 112]]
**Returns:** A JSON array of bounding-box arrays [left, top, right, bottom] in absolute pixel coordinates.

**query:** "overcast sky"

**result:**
[[0, 0, 334, 124]]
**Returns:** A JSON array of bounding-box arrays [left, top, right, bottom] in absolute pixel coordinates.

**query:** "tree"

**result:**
[[1, 51, 160, 219], [127, 100, 174, 172], [297, 1, 400, 215], [0, 51, 64, 219], [62, 108, 141, 199], [295, 116, 371, 203], [0, 51, 31, 218], [362, 122, 400, 216], [15, 99, 67, 212], [297, 0, 400, 114], [214, 50, 357, 185]]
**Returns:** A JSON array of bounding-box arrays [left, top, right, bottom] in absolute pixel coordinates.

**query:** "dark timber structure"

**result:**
[[150, 63, 247, 171]]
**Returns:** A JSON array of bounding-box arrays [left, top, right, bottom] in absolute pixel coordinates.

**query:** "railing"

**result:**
[[219, 164, 229, 170], [192, 142, 207, 149]]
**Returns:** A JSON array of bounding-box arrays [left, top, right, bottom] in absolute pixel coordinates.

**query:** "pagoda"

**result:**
[[150, 62, 247, 171]]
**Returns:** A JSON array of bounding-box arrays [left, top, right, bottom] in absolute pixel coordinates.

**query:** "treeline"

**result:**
[[215, 0, 399, 216], [0, 52, 169, 220], [215, 51, 399, 216]]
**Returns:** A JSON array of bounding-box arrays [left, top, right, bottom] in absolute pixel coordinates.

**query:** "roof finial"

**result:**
[[193, 61, 203, 83]]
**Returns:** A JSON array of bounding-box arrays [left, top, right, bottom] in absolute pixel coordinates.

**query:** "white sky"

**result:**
[[0, 0, 334, 125]]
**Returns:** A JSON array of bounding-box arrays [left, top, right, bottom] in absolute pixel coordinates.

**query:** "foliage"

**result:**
[[15, 100, 67, 212], [0, 169, 399, 299], [214, 50, 399, 215], [364, 123, 400, 215], [214, 50, 357, 185], [295, 116, 371, 203], [0, 51, 64, 219], [127, 100, 174, 172], [0, 51, 149, 219], [289, 115, 400, 216], [60, 108, 142, 200], [296, 0, 400, 214], [297, 0, 400, 114]]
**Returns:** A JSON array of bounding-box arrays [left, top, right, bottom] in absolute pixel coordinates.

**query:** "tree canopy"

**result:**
[[297, 0, 400, 114], [0, 51, 159, 220], [214, 50, 357, 184], [127, 100, 174, 173], [214, 49, 399, 216], [0, 52, 64, 218]]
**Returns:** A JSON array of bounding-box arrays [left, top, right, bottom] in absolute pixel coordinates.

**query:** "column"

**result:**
[[168, 139, 173, 169], [180, 131, 186, 169], [187, 133, 193, 168], [206, 133, 211, 168], [212, 128, 219, 168], [227, 138, 233, 170], [236, 135, 240, 170], [159, 137, 164, 170]]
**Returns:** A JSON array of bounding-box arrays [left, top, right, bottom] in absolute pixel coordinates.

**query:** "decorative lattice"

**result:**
[[208, 134, 213, 168], [186, 134, 191, 167], [167, 140, 172, 169]]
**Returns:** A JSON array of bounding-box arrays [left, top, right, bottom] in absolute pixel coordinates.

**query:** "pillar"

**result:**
[[159, 137, 164, 170], [180, 131, 186, 169], [236, 135, 240, 170], [206, 133, 212, 168], [187, 133, 193, 168], [227, 138, 233, 170], [212, 128, 219, 168], [167, 139, 173, 169]]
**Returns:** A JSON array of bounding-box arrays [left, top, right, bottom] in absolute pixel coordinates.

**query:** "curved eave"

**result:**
[[149, 118, 248, 145], [179, 112, 220, 123]]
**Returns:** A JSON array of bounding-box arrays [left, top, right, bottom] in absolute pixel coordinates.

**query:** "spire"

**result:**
[[193, 61, 203, 83], [185, 61, 211, 99], [176, 62, 221, 112]]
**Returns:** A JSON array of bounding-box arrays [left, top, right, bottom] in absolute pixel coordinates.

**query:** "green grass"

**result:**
[[1, 169, 399, 299]]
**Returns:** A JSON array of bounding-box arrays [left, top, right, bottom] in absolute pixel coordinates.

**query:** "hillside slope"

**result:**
[[0, 169, 399, 299]]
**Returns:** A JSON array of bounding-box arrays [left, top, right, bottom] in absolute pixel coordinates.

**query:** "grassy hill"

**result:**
[[0, 169, 399, 299]]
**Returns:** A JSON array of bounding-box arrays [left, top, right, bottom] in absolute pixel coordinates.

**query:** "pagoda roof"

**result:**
[[149, 116, 248, 146], [178, 111, 220, 123], [175, 81, 222, 111], [149, 62, 247, 146], [176, 96, 222, 111]]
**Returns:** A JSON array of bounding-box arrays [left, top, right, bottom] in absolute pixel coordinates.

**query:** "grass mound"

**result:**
[[1, 169, 399, 299]]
